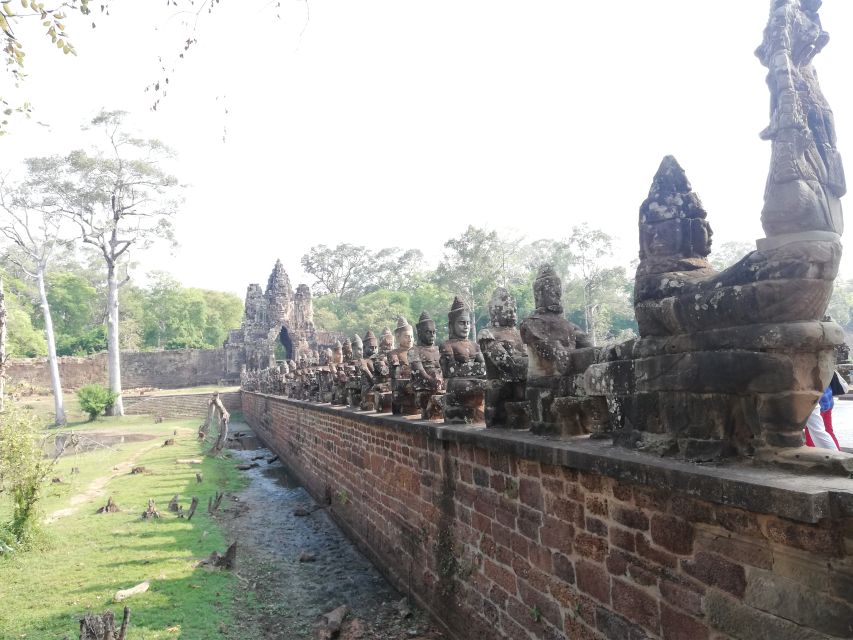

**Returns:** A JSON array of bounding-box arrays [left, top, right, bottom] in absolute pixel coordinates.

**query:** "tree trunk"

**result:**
[[36, 268, 66, 426], [106, 261, 124, 416], [0, 278, 6, 413]]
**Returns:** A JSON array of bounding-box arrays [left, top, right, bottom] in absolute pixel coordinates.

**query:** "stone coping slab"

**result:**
[[246, 392, 853, 524]]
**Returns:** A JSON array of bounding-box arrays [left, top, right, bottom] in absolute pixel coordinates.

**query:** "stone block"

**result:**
[[744, 567, 853, 638], [705, 591, 833, 640], [651, 514, 695, 555], [681, 552, 746, 597], [661, 603, 708, 640], [576, 559, 610, 604]]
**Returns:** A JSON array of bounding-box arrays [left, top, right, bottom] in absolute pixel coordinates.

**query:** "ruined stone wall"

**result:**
[[124, 391, 241, 418], [6, 348, 227, 391], [243, 392, 853, 640]]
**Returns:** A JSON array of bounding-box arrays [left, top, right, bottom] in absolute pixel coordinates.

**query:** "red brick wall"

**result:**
[[243, 393, 853, 640]]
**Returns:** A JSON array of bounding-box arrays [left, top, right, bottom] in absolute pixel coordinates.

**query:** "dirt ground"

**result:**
[[218, 424, 445, 640]]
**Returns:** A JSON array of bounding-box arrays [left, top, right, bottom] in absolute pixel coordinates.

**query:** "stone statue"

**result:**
[[358, 330, 378, 411], [756, 0, 845, 239], [585, 8, 852, 470], [409, 311, 445, 420], [371, 327, 394, 413], [347, 334, 365, 407], [318, 348, 335, 402], [479, 287, 529, 429], [332, 339, 351, 405], [439, 297, 486, 424], [520, 266, 602, 437], [390, 316, 418, 415]]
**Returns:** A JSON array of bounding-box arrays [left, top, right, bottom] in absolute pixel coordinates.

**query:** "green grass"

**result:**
[[0, 415, 246, 639]]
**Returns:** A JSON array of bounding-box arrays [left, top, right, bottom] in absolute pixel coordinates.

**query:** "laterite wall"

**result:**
[[243, 392, 853, 640], [123, 391, 241, 419]]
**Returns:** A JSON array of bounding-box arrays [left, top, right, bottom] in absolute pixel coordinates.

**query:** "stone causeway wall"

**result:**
[[243, 392, 853, 640], [6, 348, 227, 391], [124, 391, 242, 419]]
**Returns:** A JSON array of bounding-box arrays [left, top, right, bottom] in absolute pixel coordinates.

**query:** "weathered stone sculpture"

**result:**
[[358, 331, 378, 411], [332, 339, 351, 405], [347, 334, 364, 407], [478, 288, 529, 429], [390, 316, 418, 415], [520, 266, 604, 437], [372, 328, 394, 413], [409, 311, 445, 419], [584, 2, 849, 467], [439, 297, 486, 424]]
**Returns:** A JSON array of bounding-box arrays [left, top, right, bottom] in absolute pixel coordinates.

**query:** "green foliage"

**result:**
[[0, 404, 52, 551], [76, 383, 117, 421], [55, 325, 106, 356]]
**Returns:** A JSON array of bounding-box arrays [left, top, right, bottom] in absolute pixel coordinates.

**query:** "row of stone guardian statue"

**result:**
[[244, 266, 608, 437]]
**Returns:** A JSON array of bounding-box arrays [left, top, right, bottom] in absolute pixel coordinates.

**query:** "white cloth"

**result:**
[[805, 404, 838, 450]]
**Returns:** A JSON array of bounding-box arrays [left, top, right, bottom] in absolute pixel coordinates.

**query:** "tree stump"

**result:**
[[200, 542, 237, 570], [195, 472, 203, 484], [141, 499, 160, 519], [163, 438, 175, 446], [79, 607, 130, 640], [208, 491, 224, 514], [97, 496, 119, 514], [186, 496, 199, 521], [130, 466, 145, 475], [167, 495, 180, 512]]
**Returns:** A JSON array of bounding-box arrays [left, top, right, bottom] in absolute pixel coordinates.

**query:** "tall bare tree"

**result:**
[[0, 278, 6, 413], [0, 178, 68, 424], [29, 110, 180, 415]]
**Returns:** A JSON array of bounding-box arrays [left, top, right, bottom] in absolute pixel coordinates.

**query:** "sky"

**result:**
[[1, 0, 852, 298]]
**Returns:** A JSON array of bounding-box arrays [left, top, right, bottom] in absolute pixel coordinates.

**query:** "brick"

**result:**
[[705, 590, 830, 640], [489, 451, 513, 474], [519, 478, 544, 510], [575, 531, 609, 562], [511, 532, 529, 557], [595, 606, 650, 640], [636, 533, 677, 569], [670, 495, 713, 524], [628, 563, 657, 587], [472, 511, 492, 534], [579, 471, 603, 492], [606, 549, 630, 577], [564, 612, 599, 640], [484, 557, 518, 596], [517, 459, 540, 477], [695, 530, 773, 570], [518, 579, 561, 628], [586, 517, 608, 538], [659, 576, 704, 615], [542, 477, 564, 495], [490, 473, 507, 493], [764, 520, 844, 556], [473, 466, 490, 487], [576, 559, 610, 604], [714, 507, 763, 539], [610, 526, 637, 552], [613, 506, 650, 531], [651, 514, 694, 555], [529, 544, 553, 573], [660, 603, 708, 640], [553, 553, 575, 584], [612, 483, 633, 502], [540, 516, 574, 555], [551, 496, 585, 527], [586, 495, 608, 517], [517, 506, 542, 542], [681, 552, 746, 597], [612, 578, 660, 634], [492, 521, 512, 548]]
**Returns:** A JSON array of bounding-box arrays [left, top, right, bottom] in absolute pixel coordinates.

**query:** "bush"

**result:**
[[76, 384, 118, 421], [0, 404, 52, 552]]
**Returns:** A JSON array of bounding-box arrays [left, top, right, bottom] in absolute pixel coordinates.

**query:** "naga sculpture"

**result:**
[[390, 316, 418, 415], [439, 297, 486, 424], [585, 0, 849, 466], [409, 311, 445, 420], [478, 287, 529, 428]]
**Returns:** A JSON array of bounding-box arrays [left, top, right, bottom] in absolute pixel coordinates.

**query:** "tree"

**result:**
[[564, 224, 633, 346], [28, 110, 181, 415], [708, 241, 754, 271], [435, 226, 524, 332], [0, 278, 6, 413], [301, 244, 424, 301], [0, 176, 69, 425]]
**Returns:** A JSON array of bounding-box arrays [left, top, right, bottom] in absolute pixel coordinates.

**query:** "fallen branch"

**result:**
[[208, 491, 224, 514], [114, 582, 149, 603], [176, 459, 202, 465]]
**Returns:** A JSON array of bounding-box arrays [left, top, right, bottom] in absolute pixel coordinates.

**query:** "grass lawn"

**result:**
[[0, 414, 246, 639]]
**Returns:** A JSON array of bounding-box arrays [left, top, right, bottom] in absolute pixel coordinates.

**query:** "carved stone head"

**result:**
[[448, 296, 472, 340], [394, 316, 414, 350], [332, 341, 343, 365], [416, 311, 437, 347], [341, 338, 352, 362], [352, 334, 364, 360], [379, 327, 394, 353], [363, 330, 378, 358], [489, 287, 518, 328], [533, 265, 563, 315]]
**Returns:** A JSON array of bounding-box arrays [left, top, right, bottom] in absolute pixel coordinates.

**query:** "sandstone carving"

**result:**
[[478, 287, 529, 429], [358, 331, 378, 411], [439, 297, 486, 424], [408, 311, 445, 420], [390, 317, 418, 415]]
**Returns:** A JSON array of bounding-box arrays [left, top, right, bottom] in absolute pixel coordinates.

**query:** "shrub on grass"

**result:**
[[0, 404, 53, 553], [76, 384, 118, 421]]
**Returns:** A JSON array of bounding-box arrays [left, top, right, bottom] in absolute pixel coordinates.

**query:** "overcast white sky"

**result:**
[[1, 0, 852, 297]]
